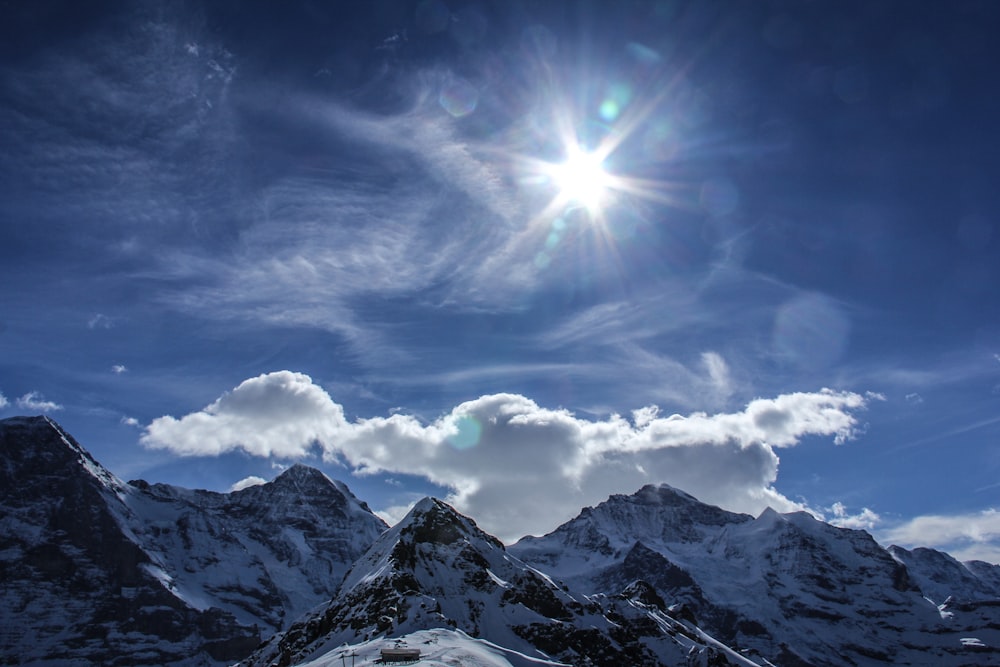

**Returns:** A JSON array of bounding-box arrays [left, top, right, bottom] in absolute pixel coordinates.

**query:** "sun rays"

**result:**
[[513, 68, 690, 238], [547, 143, 615, 214], [501, 74, 691, 283]]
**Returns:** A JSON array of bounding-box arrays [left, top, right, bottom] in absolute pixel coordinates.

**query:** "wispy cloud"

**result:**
[[112, 364, 128, 374], [143, 76, 663, 375], [537, 292, 705, 350], [589, 344, 744, 411], [142, 370, 873, 541], [88, 314, 115, 330], [891, 414, 1000, 453], [0, 5, 238, 278], [373, 362, 585, 387], [848, 350, 1000, 393], [0, 392, 8, 408], [16, 392, 63, 413], [881, 510, 1000, 564]]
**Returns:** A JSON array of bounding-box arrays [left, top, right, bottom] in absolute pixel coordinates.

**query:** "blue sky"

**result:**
[[2, 1, 1000, 555]]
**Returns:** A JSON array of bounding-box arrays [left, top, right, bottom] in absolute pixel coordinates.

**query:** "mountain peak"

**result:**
[[589, 482, 752, 540], [397, 497, 504, 550], [244, 497, 741, 667], [632, 483, 701, 506], [755, 506, 785, 523], [1, 414, 50, 428], [1, 415, 81, 457], [0, 417, 388, 665], [228, 463, 385, 532], [270, 462, 333, 488], [0, 415, 125, 494]]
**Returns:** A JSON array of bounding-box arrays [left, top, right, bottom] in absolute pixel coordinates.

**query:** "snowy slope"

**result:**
[[510, 484, 1000, 666], [241, 497, 761, 667], [6, 416, 1000, 666], [888, 544, 1000, 605], [282, 629, 568, 667], [0, 416, 386, 665], [123, 463, 387, 632], [0, 416, 258, 665]]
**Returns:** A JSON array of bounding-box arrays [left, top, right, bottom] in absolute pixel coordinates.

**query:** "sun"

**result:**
[[548, 145, 614, 214]]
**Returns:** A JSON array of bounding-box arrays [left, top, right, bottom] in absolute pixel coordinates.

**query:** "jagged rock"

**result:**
[[511, 484, 1000, 666], [0, 416, 386, 665], [240, 497, 752, 667], [6, 417, 1000, 666]]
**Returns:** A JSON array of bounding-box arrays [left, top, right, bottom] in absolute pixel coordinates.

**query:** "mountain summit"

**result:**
[[510, 484, 1000, 666], [241, 496, 757, 667], [5, 417, 1000, 666], [0, 416, 386, 665]]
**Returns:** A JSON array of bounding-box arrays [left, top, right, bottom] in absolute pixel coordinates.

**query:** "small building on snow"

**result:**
[[379, 647, 420, 664]]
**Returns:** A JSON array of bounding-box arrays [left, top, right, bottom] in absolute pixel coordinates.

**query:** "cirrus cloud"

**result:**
[[142, 370, 873, 541]]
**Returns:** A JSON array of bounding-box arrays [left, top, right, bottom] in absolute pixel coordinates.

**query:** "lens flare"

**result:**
[[448, 415, 482, 449], [498, 52, 698, 282]]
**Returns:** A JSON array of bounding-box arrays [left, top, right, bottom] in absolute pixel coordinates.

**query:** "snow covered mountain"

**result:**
[[240, 496, 760, 667], [0, 416, 386, 666], [5, 416, 1000, 666], [510, 484, 1000, 666], [126, 461, 387, 632], [887, 544, 1000, 606]]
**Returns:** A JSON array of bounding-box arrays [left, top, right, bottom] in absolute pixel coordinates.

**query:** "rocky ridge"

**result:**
[[240, 496, 759, 667], [0, 416, 386, 665], [4, 416, 1000, 666], [510, 484, 1000, 666]]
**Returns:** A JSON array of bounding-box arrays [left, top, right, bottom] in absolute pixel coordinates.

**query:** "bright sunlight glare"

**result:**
[[550, 146, 613, 212]]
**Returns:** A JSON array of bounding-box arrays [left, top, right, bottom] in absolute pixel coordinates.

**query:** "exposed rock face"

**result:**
[[510, 485, 1000, 666], [0, 416, 386, 666], [126, 462, 387, 633], [6, 416, 1000, 667], [240, 497, 755, 667], [888, 544, 1000, 605], [0, 416, 256, 665]]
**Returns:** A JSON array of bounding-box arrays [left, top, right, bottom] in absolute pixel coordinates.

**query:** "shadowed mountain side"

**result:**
[[0, 416, 386, 666]]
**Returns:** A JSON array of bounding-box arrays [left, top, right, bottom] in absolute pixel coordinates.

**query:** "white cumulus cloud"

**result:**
[[229, 476, 267, 492], [0, 392, 8, 408], [16, 392, 63, 413], [142, 370, 873, 541], [881, 510, 1000, 564], [375, 499, 421, 527], [142, 371, 348, 457], [827, 502, 881, 530]]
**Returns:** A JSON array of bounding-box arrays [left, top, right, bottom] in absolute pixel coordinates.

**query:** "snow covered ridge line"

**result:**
[[138, 371, 875, 541], [4, 415, 1000, 667], [238, 489, 1000, 667], [0, 415, 387, 666], [238, 494, 768, 667], [274, 629, 570, 667]]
